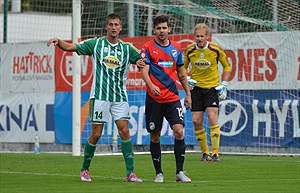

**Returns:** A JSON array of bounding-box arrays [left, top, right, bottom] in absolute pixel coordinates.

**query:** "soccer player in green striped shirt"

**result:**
[[47, 13, 145, 182]]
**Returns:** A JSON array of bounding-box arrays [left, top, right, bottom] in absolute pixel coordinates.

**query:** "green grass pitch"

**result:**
[[0, 153, 299, 193]]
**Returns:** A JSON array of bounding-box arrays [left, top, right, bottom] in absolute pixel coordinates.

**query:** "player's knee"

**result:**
[[192, 122, 203, 129], [173, 128, 184, 140], [89, 133, 101, 143], [192, 118, 202, 126], [150, 132, 161, 142], [118, 128, 130, 139]]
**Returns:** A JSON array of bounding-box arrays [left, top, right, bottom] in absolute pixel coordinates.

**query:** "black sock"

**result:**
[[174, 139, 185, 174], [150, 141, 163, 174]]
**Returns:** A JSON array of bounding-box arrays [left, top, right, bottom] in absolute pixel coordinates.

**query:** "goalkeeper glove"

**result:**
[[215, 81, 228, 100], [187, 76, 197, 90]]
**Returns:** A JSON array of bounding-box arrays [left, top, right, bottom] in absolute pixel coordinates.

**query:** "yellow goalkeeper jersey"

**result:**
[[183, 42, 231, 89]]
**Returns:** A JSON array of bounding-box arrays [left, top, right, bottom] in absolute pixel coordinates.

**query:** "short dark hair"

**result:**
[[153, 15, 169, 27], [106, 13, 122, 25]]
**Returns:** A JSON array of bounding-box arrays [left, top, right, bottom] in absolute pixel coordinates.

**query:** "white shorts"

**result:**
[[89, 99, 130, 123]]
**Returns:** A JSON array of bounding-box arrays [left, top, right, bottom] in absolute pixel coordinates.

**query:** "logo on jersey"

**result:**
[[172, 50, 177, 57], [104, 47, 108, 53], [102, 56, 120, 68], [141, 52, 146, 60], [194, 59, 211, 70], [200, 53, 204, 58], [158, 60, 174, 68], [149, 122, 155, 130]]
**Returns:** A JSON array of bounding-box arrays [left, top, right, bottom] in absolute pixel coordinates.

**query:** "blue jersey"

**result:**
[[141, 39, 184, 103]]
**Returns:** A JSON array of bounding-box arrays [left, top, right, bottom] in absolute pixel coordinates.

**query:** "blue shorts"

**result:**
[[145, 94, 185, 133]]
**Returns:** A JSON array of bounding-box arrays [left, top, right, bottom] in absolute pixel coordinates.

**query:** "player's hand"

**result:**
[[215, 81, 228, 100], [47, 38, 59, 47], [150, 85, 161, 96], [187, 76, 197, 90], [136, 59, 146, 68], [184, 95, 192, 110]]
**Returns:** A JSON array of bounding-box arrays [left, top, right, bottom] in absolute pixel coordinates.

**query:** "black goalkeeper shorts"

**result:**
[[191, 86, 219, 111]]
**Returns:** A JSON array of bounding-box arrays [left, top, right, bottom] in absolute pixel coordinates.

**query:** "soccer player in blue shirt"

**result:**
[[141, 15, 192, 183]]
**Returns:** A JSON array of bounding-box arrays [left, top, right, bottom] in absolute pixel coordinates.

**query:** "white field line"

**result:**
[[1, 151, 299, 157], [0, 170, 299, 183]]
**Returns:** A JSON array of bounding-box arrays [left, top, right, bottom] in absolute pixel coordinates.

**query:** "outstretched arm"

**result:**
[[47, 38, 77, 52]]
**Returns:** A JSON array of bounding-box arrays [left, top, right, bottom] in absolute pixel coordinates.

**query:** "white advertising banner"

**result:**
[[213, 31, 300, 90], [0, 42, 55, 143], [0, 93, 55, 143], [1, 42, 55, 93]]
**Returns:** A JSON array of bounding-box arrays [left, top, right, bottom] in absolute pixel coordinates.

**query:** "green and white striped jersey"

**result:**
[[75, 37, 140, 102]]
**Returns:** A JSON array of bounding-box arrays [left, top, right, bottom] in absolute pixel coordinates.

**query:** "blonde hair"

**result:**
[[194, 23, 210, 35]]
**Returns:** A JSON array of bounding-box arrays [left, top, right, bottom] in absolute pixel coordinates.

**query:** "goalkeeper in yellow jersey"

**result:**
[[183, 23, 231, 162]]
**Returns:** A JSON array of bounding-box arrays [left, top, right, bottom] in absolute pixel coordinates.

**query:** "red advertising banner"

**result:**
[[54, 32, 300, 91], [54, 41, 93, 92], [54, 35, 195, 91]]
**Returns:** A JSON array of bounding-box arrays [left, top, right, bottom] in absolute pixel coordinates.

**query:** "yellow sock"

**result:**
[[210, 125, 220, 155], [195, 129, 209, 154]]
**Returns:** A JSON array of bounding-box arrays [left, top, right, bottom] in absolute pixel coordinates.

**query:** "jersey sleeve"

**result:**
[[176, 50, 184, 66], [183, 48, 190, 73], [219, 48, 231, 72], [140, 44, 150, 65], [128, 43, 141, 64], [75, 38, 97, 56], [183, 44, 195, 73]]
